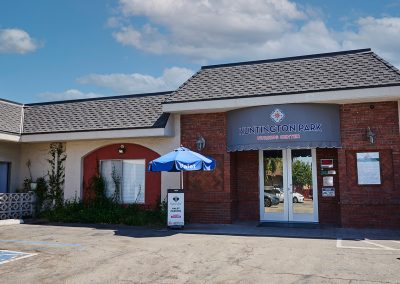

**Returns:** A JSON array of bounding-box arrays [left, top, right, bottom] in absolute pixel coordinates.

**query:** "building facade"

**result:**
[[1, 49, 400, 228]]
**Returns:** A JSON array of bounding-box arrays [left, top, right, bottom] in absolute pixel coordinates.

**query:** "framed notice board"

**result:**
[[356, 152, 381, 185]]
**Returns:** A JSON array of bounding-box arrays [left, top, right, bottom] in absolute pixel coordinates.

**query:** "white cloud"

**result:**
[[38, 89, 103, 101], [110, 0, 400, 67], [342, 17, 400, 67], [112, 0, 306, 60], [258, 20, 341, 57], [77, 67, 195, 94], [0, 28, 40, 54]]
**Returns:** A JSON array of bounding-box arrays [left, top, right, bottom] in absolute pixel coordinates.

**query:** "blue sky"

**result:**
[[1, 0, 400, 103]]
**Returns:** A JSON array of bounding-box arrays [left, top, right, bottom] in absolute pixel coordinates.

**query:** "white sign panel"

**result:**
[[167, 189, 184, 227], [357, 152, 381, 185], [322, 187, 335, 197], [323, 176, 334, 187]]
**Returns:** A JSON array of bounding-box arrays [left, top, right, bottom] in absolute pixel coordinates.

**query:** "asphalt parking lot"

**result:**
[[0, 223, 400, 284]]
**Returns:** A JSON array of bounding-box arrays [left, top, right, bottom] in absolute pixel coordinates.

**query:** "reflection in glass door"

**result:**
[[260, 149, 318, 222], [290, 149, 316, 222], [262, 150, 288, 221]]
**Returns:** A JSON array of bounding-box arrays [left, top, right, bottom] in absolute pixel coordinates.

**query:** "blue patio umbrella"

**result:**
[[148, 146, 216, 189]]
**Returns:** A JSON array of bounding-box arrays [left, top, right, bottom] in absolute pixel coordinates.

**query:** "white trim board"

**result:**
[[163, 86, 400, 114], [20, 115, 175, 143], [20, 128, 172, 143], [1, 126, 172, 143], [0, 133, 20, 142]]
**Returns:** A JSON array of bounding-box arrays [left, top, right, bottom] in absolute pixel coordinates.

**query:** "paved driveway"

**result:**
[[0, 223, 399, 283]]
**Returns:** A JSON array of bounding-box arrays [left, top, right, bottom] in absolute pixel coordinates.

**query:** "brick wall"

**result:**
[[181, 113, 234, 223], [233, 151, 259, 221], [316, 148, 341, 225], [181, 113, 260, 223], [339, 101, 400, 228]]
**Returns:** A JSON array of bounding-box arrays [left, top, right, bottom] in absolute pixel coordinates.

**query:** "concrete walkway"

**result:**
[[183, 222, 400, 240]]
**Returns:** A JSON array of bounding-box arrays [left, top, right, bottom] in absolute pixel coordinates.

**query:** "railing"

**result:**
[[0, 192, 34, 220]]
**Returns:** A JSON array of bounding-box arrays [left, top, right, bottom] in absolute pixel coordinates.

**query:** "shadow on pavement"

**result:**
[[23, 220, 400, 241]]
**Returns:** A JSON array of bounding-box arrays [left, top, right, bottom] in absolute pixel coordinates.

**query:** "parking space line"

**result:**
[[336, 238, 400, 251], [337, 238, 381, 250], [0, 239, 83, 249], [363, 239, 396, 250]]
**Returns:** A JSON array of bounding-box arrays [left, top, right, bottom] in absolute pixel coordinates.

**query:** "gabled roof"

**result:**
[[0, 99, 22, 134], [165, 49, 400, 104], [22, 92, 172, 134]]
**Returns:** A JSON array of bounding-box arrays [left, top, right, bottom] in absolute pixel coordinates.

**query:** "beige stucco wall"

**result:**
[[0, 141, 21, 192], [19, 114, 181, 202], [19, 142, 51, 183]]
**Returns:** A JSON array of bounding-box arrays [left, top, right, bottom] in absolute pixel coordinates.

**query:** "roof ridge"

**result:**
[[24, 91, 173, 106], [164, 83, 400, 105], [370, 52, 400, 76], [0, 98, 23, 106], [201, 48, 372, 70], [165, 70, 202, 102]]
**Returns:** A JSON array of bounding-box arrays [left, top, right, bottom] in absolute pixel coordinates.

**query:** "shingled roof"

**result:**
[[165, 49, 400, 104], [21, 92, 171, 134], [0, 99, 22, 134]]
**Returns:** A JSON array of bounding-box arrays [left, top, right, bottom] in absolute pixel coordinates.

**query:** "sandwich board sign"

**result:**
[[167, 189, 184, 228]]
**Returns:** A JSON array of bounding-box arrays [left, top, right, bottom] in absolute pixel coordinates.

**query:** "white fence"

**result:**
[[0, 192, 34, 220]]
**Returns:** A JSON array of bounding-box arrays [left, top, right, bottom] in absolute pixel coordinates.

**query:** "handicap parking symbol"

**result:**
[[0, 250, 36, 265]]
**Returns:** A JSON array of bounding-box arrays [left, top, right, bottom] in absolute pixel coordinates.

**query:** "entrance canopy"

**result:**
[[227, 104, 341, 151]]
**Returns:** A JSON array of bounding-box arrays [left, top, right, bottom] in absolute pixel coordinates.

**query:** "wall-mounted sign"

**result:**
[[167, 189, 184, 228], [227, 104, 341, 151], [321, 170, 336, 175], [323, 176, 334, 186], [320, 159, 334, 169], [357, 152, 381, 185], [322, 187, 335, 197]]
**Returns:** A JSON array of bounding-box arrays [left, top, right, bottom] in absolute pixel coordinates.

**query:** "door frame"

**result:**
[[258, 149, 319, 223]]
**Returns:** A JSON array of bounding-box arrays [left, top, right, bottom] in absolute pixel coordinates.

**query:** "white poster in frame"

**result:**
[[356, 152, 381, 185]]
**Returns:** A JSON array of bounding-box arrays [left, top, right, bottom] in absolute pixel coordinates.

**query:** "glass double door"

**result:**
[[260, 149, 318, 222]]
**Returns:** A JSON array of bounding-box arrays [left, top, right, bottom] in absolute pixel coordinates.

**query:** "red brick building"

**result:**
[[164, 49, 400, 229]]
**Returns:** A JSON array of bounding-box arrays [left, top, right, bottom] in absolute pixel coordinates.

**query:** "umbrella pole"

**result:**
[[180, 171, 183, 190]]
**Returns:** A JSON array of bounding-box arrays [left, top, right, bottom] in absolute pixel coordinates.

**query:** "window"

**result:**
[[0, 162, 10, 193], [100, 159, 145, 203]]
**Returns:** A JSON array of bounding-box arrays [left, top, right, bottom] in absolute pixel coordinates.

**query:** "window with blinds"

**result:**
[[100, 159, 145, 204]]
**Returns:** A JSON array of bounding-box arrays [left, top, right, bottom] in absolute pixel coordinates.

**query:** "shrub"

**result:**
[[40, 199, 166, 227], [35, 177, 48, 213], [40, 172, 167, 227]]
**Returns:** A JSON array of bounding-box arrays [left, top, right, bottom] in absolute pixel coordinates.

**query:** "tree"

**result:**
[[292, 160, 312, 189], [264, 157, 282, 186]]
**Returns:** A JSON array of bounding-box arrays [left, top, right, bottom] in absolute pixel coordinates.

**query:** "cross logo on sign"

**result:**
[[270, 108, 285, 123]]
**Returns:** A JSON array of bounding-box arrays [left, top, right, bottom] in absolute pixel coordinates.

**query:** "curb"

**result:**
[[0, 219, 24, 226]]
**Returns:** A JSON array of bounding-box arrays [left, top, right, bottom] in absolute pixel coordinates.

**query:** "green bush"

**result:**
[[40, 199, 167, 227], [39, 173, 167, 227], [35, 177, 48, 212]]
